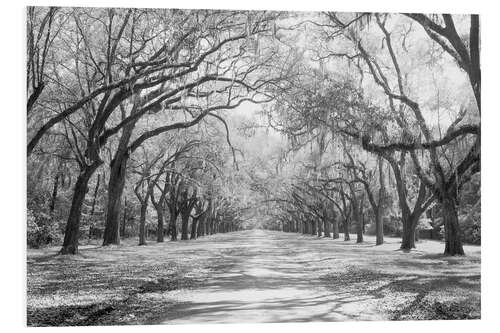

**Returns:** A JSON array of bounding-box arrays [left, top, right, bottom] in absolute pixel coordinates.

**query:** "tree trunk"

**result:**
[[138, 201, 147, 246], [102, 112, 137, 245], [209, 218, 214, 235], [103, 156, 128, 245], [88, 173, 101, 240], [311, 220, 316, 236], [156, 206, 164, 242], [60, 164, 100, 254], [356, 223, 363, 243], [375, 208, 384, 245], [181, 213, 190, 240], [323, 218, 330, 238], [190, 217, 199, 240], [89, 174, 100, 217], [49, 172, 59, 213], [355, 197, 363, 243], [400, 214, 417, 250], [196, 218, 202, 237], [376, 157, 386, 245], [317, 218, 322, 237], [198, 217, 205, 237], [332, 216, 339, 239], [121, 198, 127, 238], [343, 218, 350, 241], [442, 194, 465, 255], [169, 213, 178, 241], [387, 154, 424, 250]]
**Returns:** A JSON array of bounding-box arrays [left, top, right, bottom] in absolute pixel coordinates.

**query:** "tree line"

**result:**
[[27, 7, 293, 253], [259, 13, 480, 256], [27, 9, 480, 257]]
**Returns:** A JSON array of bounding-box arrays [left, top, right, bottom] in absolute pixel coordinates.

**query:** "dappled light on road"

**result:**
[[27, 230, 480, 325]]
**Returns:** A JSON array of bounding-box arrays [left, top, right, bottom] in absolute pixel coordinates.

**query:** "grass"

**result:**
[[27, 238, 210, 326]]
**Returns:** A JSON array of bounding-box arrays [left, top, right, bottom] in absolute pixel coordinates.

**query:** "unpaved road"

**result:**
[[166, 229, 388, 323], [162, 230, 480, 323], [27, 230, 481, 325]]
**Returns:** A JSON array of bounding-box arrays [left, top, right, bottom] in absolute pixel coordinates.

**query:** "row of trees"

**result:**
[[27, 9, 480, 257], [130, 134, 246, 245], [260, 13, 480, 256], [27, 7, 293, 253]]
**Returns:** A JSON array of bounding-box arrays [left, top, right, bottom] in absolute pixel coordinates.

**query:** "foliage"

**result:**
[[27, 209, 62, 248], [460, 210, 481, 245], [25, 8, 480, 257]]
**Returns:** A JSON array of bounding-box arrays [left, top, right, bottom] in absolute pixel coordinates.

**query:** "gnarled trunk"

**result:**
[[400, 214, 418, 250], [169, 213, 178, 241], [102, 115, 137, 245], [103, 156, 127, 245], [332, 215, 339, 239], [442, 194, 465, 255], [60, 163, 100, 254], [181, 213, 190, 240]]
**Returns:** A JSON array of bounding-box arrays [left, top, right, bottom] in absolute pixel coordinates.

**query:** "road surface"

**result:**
[[27, 229, 481, 325], [160, 229, 480, 323]]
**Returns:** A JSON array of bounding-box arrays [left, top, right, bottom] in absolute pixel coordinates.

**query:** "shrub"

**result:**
[[460, 213, 481, 245], [27, 209, 62, 248], [384, 215, 402, 236]]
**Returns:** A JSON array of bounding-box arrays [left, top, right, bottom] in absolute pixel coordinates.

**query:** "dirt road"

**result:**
[[27, 230, 480, 325], [162, 229, 480, 323]]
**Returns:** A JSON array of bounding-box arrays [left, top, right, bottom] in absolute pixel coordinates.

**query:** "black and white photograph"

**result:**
[[4, 0, 497, 329]]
